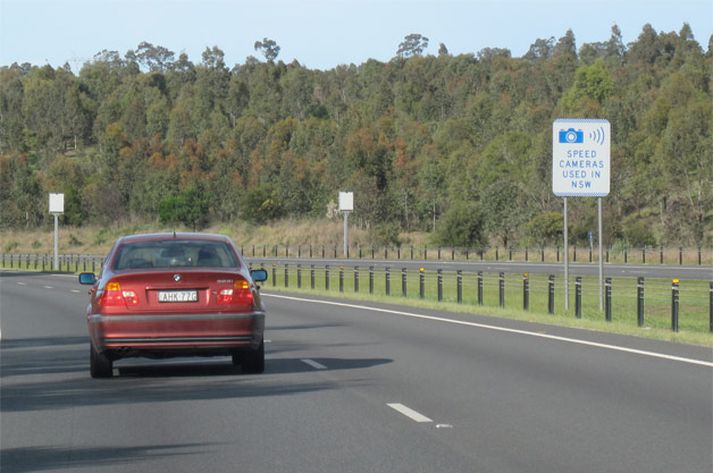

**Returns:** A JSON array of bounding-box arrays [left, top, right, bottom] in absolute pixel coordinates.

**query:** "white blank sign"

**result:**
[[339, 192, 354, 211], [49, 193, 64, 213]]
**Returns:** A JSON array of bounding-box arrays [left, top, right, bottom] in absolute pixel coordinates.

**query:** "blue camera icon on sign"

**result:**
[[559, 128, 584, 144]]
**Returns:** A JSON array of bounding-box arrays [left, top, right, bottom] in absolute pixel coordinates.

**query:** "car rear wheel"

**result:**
[[241, 340, 264, 374], [90, 343, 113, 378]]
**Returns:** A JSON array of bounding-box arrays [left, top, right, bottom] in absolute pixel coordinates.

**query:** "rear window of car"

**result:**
[[113, 240, 239, 270]]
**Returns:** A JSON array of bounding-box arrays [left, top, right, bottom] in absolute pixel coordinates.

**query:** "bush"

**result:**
[[623, 220, 656, 247], [527, 212, 563, 247], [159, 186, 209, 230], [369, 223, 401, 247], [434, 202, 484, 247]]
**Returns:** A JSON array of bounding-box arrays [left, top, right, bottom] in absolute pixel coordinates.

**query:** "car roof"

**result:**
[[116, 233, 233, 245]]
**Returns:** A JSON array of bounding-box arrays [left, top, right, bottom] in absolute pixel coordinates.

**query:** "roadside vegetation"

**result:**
[[1, 24, 711, 250]]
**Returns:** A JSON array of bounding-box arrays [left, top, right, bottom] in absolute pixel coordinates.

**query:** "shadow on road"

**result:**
[[0, 443, 210, 473], [1, 334, 392, 412]]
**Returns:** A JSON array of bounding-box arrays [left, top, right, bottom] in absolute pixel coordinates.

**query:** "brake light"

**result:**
[[217, 278, 253, 306], [99, 281, 139, 307]]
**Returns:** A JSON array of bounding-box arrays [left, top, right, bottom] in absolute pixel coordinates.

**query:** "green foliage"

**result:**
[[158, 186, 209, 230], [527, 212, 563, 247], [369, 223, 402, 247], [0, 24, 711, 246], [434, 202, 484, 247]]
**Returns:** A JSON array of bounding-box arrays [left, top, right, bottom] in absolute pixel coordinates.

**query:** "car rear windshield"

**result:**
[[113, 240, 239, 270]]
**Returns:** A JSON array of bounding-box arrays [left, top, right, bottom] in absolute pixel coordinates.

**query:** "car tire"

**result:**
[[241, 340, 264, 374], [90, 343, 113, 378]]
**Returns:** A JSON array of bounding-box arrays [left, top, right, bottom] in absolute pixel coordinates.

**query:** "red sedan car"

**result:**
[[79, 232, 268, 378]]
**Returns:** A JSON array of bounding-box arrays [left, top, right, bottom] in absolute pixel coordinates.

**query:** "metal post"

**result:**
[[437, 269, 443, 302], [575, 276, 582, 319], [354, 267, 359, 293], [297, 264, 302, 288], [284, 264, 289, 288], [605, 277, 612, 322], [709, 281, 712, 333], [385, 267, 390, 296], [598, 197, 604, 312], [548, 275, 555, 315], [495, 246, 499, 261], [671, 279, 679, 332], [679, 247, 683, 265], [457, 270, 462, 304], [272, 265, 276, 287], [310, 264, 315, 289], [419, 268, 425, 299], [477, 271, 483, 305], [498, 272, 505, 307], [53, 213, 59, 270], [642, 247, 645, 264], [660, 246, 663, 264], [437, 247, 441, 259], [402, 268, 407, 297], [325, 265, 330, 290], [339, 267, 344, 292], [343, 210, 349, 258], [369, 266, 374, 294], [563, 197, 569, 312], [637, 277, 645, 327], [523, 273, 529, 311]]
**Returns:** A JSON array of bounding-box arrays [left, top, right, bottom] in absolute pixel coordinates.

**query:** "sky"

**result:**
[[1, 0, 711, 71]]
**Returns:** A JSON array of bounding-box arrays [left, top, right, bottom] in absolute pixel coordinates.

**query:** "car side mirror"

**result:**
[[78, 272, 97, 285], [250, 269, 268, 283]]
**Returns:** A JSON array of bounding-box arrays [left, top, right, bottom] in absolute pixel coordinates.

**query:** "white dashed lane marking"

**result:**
[[43, 286, 54, 289], [300, 359, 327, 370], [17, 282, 26, 286], [387, 403, 433, 423]]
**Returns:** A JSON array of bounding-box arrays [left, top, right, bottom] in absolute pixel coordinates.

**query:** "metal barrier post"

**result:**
[[498, 272, 505, 307], [437, 269, 443, 302], [369, 266, 374, 294], [548, 275, 555, 314], [272, 265, 276, 287], [575, 276, 582, 318], [297, 264, 302, 289], [523, 273, 529, 311], [605, 277, 612, 322], [354, 267, 359, 293], [385, 267, 390, 296], [284, 264, 289, 288], [457, 270, 462, 304], [477, 271, 483, 305], [310, 264, 315, 289], [419, 268, 425, 299], [401, 268, 407, 297], [325, 265, 330, 290], [339, 267, 344, 292], [637, 277, 645, 327], [671, 279, 679, 332]]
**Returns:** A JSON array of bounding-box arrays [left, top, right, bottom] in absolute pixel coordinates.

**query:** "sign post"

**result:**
[[339, 192, 354, 258], [49, 193, 64, 271], [553, 119, 610, 312]]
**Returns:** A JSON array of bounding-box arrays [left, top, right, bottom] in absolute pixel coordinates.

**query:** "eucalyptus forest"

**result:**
[[1, 24, 711, 248]]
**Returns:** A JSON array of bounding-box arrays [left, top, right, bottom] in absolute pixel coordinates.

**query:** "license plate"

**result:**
[[158, 290, 198, 303]]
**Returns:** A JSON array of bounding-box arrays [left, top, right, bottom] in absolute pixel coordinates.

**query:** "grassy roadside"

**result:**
[[258, 266, 713, 347]]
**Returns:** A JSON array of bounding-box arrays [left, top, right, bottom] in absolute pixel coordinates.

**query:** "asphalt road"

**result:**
[[247, 257, 713, 280], [2, 270, 712, 473]]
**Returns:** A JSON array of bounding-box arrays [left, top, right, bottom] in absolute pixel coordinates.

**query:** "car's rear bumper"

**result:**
[[87, 311, 265, 353]]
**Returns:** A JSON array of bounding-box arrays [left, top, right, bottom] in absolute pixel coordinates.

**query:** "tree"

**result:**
[[254, 38, 280, 62], [397, 34, 429, 58], [134, 41, 175, 72], [438, 43, 449, 57]]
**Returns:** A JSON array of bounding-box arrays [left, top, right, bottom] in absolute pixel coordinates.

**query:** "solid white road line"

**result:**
[[300, 358, 327, 370], [387, 403, 433, 423], [263, 293, 713, 368], [17, 282, 26, 285], [70, 289, 80, 293]]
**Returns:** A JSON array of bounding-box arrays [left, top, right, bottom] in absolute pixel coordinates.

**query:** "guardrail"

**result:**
[[0, 253, 104, 273], [238, 244, 713, 266], [250, 262, 713, 334]]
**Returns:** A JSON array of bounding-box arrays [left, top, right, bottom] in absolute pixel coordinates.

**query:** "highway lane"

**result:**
[[1, 270, 712, 473], [247, 257, 713, 280]]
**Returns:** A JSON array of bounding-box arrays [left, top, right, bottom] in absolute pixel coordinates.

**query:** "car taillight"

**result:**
[[99, 281, 139, 307], [217, 278, 253, 306]]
